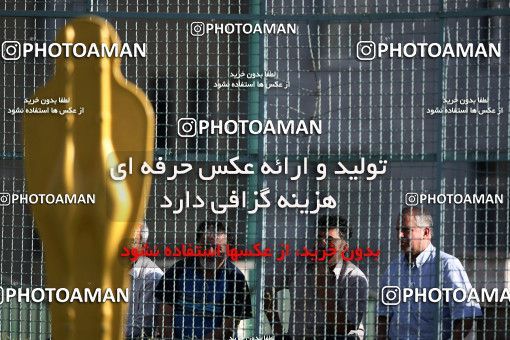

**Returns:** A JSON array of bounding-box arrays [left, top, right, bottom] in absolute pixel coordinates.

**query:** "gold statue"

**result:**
[[23, 16, 154, 340]]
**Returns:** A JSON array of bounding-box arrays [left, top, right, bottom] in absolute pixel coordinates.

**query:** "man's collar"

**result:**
[[401, 243, 435, 268], [415, 243, 435, 267], [129, 256, 159, 276], [331, 259, 345, 277]]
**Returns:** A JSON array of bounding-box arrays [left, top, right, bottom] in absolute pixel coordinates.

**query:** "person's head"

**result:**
[[317, 215, 351, 264], [196, 220, 228, 270], [131, 223, 149, 250], [396, 206, 433, 258]]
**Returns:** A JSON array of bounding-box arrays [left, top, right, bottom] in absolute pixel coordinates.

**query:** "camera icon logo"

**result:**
[[2, 41, 21, 60], [405, 193, 419, 206], [356, 41, 376, 60], [382, 286, 401, 306], [190, 22, 205, 37], [178, 118, 197, 137], [0, 193, 11, 206]]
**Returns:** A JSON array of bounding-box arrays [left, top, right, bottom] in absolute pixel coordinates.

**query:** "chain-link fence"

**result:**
[[1, 0, 509, 339]]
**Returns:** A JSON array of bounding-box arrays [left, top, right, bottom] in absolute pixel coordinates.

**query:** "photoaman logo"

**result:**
[[1, 41, 146, 60], [356, 41, 501, 60]]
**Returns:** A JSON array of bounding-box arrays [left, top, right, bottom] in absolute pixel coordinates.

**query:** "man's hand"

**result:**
[[264, 287, 285, 336], [453, 319, 474, 340], [160, 304, 174, 338], [377, 316, 389, 340]]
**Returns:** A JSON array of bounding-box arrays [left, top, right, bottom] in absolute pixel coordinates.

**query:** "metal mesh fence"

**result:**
[[1, 0, 509, 339]]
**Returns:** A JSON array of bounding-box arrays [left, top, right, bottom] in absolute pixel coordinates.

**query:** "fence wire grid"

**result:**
[[1, 0, 510, 339]]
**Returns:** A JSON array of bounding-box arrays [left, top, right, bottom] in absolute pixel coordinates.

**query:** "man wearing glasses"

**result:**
[[377, 206, 482, 339], [265, 215, 368, 339]]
